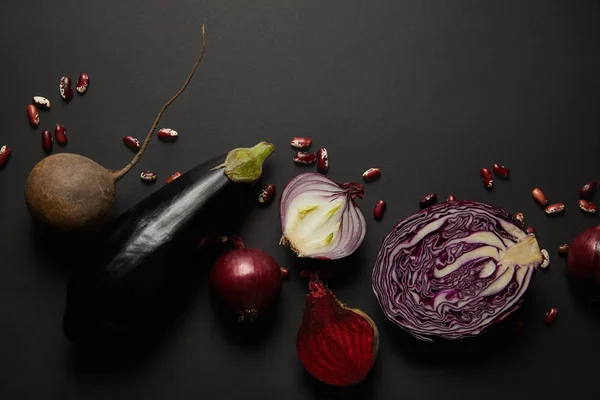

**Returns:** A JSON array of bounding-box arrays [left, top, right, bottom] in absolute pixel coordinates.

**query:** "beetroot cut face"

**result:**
[[296, 279, 379, 387]]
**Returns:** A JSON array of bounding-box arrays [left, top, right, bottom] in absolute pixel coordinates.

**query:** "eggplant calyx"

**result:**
[[213, 141, 275, 183]]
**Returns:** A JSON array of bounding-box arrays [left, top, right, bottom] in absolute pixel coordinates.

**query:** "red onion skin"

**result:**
[[297, 280, 378, 387], [209, 240, 284, 322], [567, 225, 600, 284]]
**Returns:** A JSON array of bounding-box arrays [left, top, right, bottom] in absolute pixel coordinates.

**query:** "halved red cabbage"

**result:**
[[372, 200, 543, 341]]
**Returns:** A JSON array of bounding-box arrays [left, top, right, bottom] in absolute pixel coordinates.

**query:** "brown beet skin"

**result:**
[[24, 153, 116, 231]]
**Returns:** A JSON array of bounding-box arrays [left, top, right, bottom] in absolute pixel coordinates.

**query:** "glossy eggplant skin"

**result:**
[[63, 154, 249, 343]]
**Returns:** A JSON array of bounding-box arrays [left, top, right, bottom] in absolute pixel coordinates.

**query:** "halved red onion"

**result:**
[[279, 173, 366, 260], [372, 200, 544, 341]]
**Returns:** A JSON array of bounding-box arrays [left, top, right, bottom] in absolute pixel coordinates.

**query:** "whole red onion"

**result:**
[[209, 236, 288, 322], [567, 225, 600, 285]]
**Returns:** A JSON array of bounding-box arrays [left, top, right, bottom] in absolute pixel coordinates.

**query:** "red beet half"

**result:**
[[297, 279, 379, 386]]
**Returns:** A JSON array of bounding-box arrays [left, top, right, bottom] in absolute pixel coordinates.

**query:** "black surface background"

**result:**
[[2, 0, 600, 399]]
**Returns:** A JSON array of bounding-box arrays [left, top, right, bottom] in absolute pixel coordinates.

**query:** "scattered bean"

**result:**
[[157, 128, 178, 141], [545, 203, 565, 216], [258, 184, 276, 205], [54, 124, 68, 145], [540, 249, 550, 269], [140, 171, 157, 183], [544, 308, 558, 325], [166, 172, 182, 184], [293, 151, 316, 165], [59, 76, 73, 101], [446, 195, 457, 202], [123, 136, 141, 152], [492, 163, 510, 179], [526, 226, 536, 235], [578, 199, 597, 214], [27, 104, 39, 127], [419, 193, 437, 208], [362, 167, 381, 182], [514, 212, 526, 229], [76, 73, 89, 94], [316, 148, 328, 173], [558, 244, 569, 257], [373, 200, 386, 220], [579, 182, 596, 199], [32, 96, 51, 110], [532, 188, 548, 207], [0, 145, 11, 168], [280, 267, 290, 280], [480, 168, 493, 188], [290, 137, 312, 150], [42, 130, 53, 153]]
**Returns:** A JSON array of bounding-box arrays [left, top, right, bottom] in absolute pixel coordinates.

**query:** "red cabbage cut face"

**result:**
[[372, 200, 543, 341]]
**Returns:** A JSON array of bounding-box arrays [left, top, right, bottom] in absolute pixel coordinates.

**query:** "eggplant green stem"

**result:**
[[212, 141, 275, 184]]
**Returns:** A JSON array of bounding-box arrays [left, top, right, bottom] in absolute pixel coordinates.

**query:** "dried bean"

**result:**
[[545, 203, 565, 216], [373, 200, 386, 220], [316, 148, 328, 173], [492, 163, 510, 179], [59, 76, 73, 101], [76, 73, 89, 94], [32, 96, 51, 110], [123, 136, 141, 152], [480, 168, 493, 188], [140, 171, 157, 183], [157, 128, 178, 141], [290, 137, 312, 150], [532, 188, 548, 206], [557, 244, 569, 257], [362, 167, 381, 182], [544, 308, 558, 325], [514, 212, 526, 229], [579, 182, 596, 199], [540, 249, 550, 269], [54, 124, 68, 145], [419, 193, 437, 208], [42, 130, 53, 153], [446, 195, 457, 202], [258, 184, 276, 205], [293, 151, 316, 165], [578, 199, 597, 214], [27, 104, 39, 127], [526, 226, 536, 235], [166, 172, 182, 184], [0, 145, 11, 168]]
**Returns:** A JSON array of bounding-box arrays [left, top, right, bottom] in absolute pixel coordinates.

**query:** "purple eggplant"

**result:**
[[63, 142, 274, 343]]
